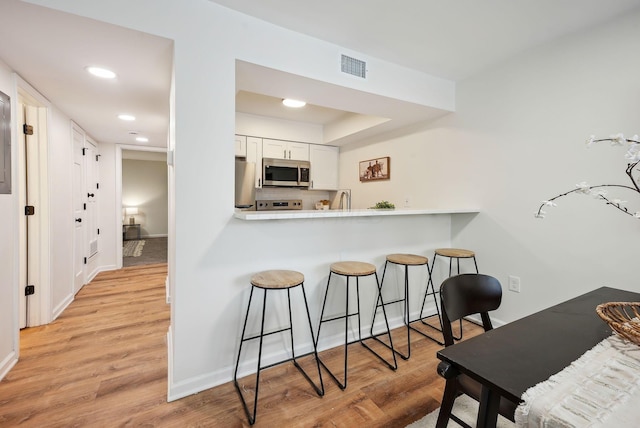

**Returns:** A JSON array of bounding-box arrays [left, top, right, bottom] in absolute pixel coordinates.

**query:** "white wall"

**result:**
[[449, 9, 640, 321], [97, 143, 118, 271], [26, 0, 457, 400], [0, 60, 18, 379], [340, 10, 640, 323], [236, 112, 323, 144], [122, 159, 168, 237]]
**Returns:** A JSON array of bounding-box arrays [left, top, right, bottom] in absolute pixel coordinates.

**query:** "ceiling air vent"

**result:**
[[341, 54, 367, 79]]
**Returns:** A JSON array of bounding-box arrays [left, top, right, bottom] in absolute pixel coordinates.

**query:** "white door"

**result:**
[[19, 103, 43, 328], [17, 88, 51, 328], [18, 103, 27, 328], [84, 138, 99, 280], [72, 125, 85, 293]]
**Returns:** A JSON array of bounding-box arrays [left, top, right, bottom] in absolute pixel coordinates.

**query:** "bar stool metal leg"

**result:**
[[360, 272, 397, 370], [421, 252, 479, 342], [294, 284, 325, 396], [373, 259, 444, 355], [316, 268, 397, 390], [233, 285, 267, 425], [234, 273, 324, 425]]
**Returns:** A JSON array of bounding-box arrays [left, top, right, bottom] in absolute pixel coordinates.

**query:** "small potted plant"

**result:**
[[372, 200, 395, 209]]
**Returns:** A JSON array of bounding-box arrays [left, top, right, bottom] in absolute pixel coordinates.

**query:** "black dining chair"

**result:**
[[435, 273, 516, 428]]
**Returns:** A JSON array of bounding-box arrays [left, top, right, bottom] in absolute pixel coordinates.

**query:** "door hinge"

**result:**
[[96, 183, 99, 189], [84, 257, 87, 265], [25, 205, 35, 216], [82, 148, 86, 155], [23, 124, 34, 135], [83, 203, 86, 210], [25, 285, 35, 296], [97, 228, 100, 235], [96, 154, 101, 161]]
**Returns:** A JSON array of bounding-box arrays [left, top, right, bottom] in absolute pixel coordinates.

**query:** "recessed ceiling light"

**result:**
[[282, 98, 306, 108], [86, 66, 116, 79], [118, 114, 136, 121], [135, 137, 149, 143]]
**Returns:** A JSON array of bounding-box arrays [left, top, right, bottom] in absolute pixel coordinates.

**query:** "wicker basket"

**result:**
[[596, 302, 640, 346]]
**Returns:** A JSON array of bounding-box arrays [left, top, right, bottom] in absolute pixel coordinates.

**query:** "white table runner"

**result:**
[[515, 334, 640, 427]]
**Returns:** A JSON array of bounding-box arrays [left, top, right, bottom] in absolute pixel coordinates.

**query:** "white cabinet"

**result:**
[[309, 144, 339, 190], [235, 135, 247, 157], [246, 137, 263, 188], [262, 138, 309, 161]]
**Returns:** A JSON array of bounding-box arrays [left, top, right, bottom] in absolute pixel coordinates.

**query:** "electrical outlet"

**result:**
[[404, 195, 411, 208], [508, 275, 521, 293]]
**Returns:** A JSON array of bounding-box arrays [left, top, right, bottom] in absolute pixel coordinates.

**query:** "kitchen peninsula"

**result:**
[[234, 207, 478, 220]]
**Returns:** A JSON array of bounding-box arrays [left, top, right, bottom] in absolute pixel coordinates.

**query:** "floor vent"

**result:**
[[341, 54, 367, 79], [90, 239, 98, 257]]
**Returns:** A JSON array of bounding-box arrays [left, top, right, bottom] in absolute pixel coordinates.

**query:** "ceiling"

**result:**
[[0, 0, 173, 148], [2, 0, 640, 149], [213, 0, 640, 80]]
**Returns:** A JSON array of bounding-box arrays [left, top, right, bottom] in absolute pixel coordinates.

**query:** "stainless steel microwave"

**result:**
[[262, 158, 310, 188]]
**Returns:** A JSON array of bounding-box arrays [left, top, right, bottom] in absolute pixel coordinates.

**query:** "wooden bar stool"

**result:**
[[315, 261, 397, 390], [234, 270, 324, 425], [420, 248, 479, 341], [372, 253, 444, 358]]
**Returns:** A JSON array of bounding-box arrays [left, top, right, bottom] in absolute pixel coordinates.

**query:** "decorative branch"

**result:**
[[535, 134, 640, 219]]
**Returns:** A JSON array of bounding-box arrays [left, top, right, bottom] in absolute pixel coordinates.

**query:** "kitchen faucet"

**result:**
[[339, 190, 351, 211]]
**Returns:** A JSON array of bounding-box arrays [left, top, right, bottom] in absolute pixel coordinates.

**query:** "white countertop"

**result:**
[[234, 208, 479, 220]]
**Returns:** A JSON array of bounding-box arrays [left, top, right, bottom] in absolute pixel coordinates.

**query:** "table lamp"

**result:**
[[125, 206, 138, 224]]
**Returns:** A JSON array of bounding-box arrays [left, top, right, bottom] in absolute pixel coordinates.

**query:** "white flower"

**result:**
[[624, 145, 640, 162], [575, 181, 592, 194], [585, 135, 596, 147], [592, 189, 607, 199], [534, 211, 545, 219], [542, 200, 557, 207], [634, 212, 640, 219], [631, 135, 639, 143], [609, 133, 626, 146], [611, 198, 627, 205]]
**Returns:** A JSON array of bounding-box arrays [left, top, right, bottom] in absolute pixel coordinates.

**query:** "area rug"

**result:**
[[123, 240, 145, 257], [406, 395, 515, 428]]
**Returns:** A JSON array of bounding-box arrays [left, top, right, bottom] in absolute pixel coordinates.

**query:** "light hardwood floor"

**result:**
[[0, 264, 482, 427]]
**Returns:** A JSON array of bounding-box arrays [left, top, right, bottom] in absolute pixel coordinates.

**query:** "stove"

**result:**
[[255, 199, 303, 211]]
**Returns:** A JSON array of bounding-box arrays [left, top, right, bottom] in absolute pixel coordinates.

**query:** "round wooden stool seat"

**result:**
[[386, 253, 428, 266], [330, 261, 376, 276], [435, 248, 475, 258], [250, 270, 304, 289]]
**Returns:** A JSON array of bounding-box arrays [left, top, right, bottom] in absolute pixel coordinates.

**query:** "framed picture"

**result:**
[[359, 156, 390, 182]]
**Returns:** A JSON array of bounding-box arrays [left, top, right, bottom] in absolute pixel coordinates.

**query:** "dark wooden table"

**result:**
[[437, 286, 640, 428]]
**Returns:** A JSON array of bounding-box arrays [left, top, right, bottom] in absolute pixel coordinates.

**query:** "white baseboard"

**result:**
[[141, 233, 168, 238], [0, 351, 18, 382], [166, 306, 442, 401], [52, 294, 74, 321]]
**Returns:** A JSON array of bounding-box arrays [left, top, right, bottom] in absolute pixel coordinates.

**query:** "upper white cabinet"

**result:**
[[262, 139, 309, 161], [309, 144, 339, 190], [235, 135, 247, 157], [246, 136, 263, 188]]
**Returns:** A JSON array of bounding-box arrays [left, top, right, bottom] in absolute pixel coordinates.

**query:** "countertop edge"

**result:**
[[233, 208, 480, 220]]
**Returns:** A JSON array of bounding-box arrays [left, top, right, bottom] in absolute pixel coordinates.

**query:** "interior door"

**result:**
[[18, 103, 26, 328], [72, 125, 85, 293], [84, 138, 99, 279]]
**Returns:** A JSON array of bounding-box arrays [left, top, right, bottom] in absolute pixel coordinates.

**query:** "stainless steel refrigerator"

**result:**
[[235, 159, 256, 209]]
